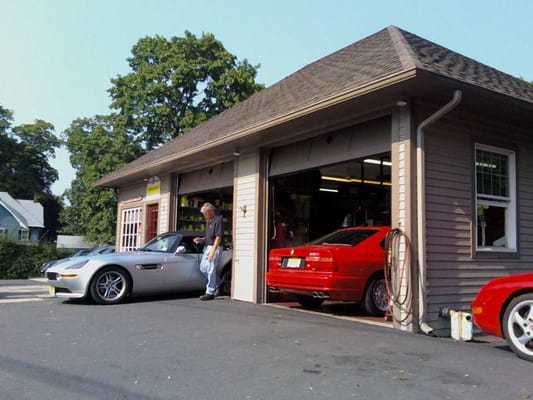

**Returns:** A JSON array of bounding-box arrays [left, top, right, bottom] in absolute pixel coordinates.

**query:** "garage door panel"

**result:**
[[270, 116, 391, 176], [178, 161, 234, 194]]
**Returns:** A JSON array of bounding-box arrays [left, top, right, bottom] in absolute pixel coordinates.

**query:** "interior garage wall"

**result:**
[[423, 113, 533, 335], [269, 116, 391, 176]]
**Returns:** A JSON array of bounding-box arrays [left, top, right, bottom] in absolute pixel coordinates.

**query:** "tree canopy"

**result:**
[[0, 104, 59, 199], [61, 115, 143, 243], [61, 31, 263, 242], [108, 31, 264, 150]]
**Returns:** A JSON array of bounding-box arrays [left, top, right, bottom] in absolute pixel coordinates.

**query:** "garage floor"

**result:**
[[267, 300, 393, 328]]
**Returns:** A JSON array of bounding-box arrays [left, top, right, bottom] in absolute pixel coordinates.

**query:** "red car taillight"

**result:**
[[269, 254, 282, 269], [306, 251, 338, 272]]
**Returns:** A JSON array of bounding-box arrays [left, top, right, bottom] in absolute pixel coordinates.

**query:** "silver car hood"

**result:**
[[48, 251, 169, 270]]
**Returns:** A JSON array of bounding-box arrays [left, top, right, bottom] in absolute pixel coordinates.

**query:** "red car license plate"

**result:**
[[283, 257, 304, 268]]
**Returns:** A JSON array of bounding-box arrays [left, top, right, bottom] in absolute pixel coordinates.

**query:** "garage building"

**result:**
[[96, 26, 533, 336]]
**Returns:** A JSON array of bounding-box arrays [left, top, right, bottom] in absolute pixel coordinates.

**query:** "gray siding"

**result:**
[[424, 116, 533, 334]]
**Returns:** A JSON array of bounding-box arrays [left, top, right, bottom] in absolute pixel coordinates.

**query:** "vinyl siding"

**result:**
[[424, 116, 533, 334]]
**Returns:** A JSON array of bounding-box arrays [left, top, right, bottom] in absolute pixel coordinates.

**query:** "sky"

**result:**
[[1, 0, 532, 196]]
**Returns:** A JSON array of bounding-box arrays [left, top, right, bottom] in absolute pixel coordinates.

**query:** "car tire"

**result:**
[[220, 265, 232, 296], [296, 295, 324, 309], [361, 276, 389, 317], [502, 293, 533, 362], [89, 266, 130, 305]]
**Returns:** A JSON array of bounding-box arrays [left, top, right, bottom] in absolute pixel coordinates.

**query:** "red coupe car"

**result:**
[[266, 226, 390, 316], [472, 273, 533, 362]]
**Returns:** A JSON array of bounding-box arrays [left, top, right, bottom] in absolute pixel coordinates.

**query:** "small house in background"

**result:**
[[0, 192, 44, 243]]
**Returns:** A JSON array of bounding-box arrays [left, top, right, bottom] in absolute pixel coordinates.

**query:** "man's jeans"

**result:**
[[199, 245, 221, 295]]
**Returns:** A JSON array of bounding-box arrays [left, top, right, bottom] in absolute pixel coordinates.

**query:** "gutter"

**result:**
[[96, 68, 417, 187], [416, 89, 462, 335]]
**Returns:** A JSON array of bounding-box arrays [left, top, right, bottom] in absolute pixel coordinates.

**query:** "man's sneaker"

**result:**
[[200, 293, 215, 301]]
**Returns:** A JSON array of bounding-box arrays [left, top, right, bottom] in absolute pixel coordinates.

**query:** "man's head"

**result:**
[[200, 202, 216, 219]]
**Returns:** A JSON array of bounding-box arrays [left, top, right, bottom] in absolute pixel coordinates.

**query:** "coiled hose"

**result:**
[[384, 228, 414, 324]]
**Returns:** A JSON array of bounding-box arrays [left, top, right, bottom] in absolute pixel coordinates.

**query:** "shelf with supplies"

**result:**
[[177, 191, 233, 249]]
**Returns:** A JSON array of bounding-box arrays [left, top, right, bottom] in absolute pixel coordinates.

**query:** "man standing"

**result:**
[[194, 202, 224, 301]]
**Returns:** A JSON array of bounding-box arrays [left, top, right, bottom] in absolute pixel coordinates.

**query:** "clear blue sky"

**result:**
[[1, 0, 532, 196]]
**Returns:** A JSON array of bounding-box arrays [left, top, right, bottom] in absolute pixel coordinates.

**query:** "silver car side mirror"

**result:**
[[175, 245, 187, 255]]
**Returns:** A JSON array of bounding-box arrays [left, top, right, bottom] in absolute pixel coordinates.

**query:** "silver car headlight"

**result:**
[[66, 260, 90, 270]]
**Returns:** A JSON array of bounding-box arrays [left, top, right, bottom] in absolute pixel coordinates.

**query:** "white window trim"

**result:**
[[120, 207, 143, 252], [18, 228, 29, 241], [0, 228, 7, 239], [475, 143, 517, 252]]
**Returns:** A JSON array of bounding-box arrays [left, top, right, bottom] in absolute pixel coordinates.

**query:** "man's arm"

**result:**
[[208, 235, 221, 262]]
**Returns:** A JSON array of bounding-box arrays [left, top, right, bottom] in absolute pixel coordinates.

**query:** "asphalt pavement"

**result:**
[[0, 280, 531, 400]]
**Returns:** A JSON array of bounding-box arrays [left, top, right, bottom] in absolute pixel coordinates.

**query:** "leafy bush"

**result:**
[[0, 239, 73, 279]]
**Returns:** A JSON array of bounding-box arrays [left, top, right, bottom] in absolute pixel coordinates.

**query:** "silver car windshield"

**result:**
[[141, 233, 182, 253]]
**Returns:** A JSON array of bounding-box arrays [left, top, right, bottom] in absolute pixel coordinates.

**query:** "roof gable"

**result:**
[[0, 192, 44, 228], [97, 26, 533, 187]]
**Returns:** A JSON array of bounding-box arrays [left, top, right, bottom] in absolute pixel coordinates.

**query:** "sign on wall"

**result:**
[[146, 176, 161, 198]]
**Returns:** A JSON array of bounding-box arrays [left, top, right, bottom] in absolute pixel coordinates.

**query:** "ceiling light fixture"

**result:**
[[364, 159, 392, 167], [321, 175, 392, 187]]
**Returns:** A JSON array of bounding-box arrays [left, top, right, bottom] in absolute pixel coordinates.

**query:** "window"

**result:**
[[120, 207, 142, 252], [475, 144, 516, 251], [18, 228, 29, 241], [0, 228, 7, 239]]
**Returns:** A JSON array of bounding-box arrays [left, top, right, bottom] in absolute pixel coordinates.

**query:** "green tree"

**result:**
[[61, 115, 142, 243], [0, 104, 59, 198], [109, 31, 264, 150]]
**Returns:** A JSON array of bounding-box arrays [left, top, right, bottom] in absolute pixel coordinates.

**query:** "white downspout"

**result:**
[[416, 90, 462, 335]]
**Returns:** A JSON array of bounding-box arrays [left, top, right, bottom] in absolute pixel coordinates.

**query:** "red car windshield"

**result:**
[[309, 229, 378, 246]]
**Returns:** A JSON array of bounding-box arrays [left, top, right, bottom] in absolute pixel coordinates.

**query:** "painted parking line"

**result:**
[[0, 297, 44, 304], [0, 281, 51, 304]]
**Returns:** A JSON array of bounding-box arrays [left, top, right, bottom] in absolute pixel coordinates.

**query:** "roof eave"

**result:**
[[95, 68, 418, 188]]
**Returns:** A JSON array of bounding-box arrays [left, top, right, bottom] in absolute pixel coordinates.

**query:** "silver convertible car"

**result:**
[[45, 232, 232, 304]]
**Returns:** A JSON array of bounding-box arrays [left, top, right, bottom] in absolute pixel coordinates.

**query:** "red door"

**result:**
[[146, 204, 159, 241]]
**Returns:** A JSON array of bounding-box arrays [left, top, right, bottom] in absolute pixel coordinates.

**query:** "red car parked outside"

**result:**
[[472, 273, 533, 362], [266, 226, 390, 316]]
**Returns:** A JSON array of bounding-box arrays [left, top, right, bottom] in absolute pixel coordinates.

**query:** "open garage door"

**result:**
[[177, 161, 234, 249], [269, 116, 390, 177], [269, 116, 391, 246], [178, 161, 234, 195], [269, 154, 391, 247], [266, 116, 392, 325]]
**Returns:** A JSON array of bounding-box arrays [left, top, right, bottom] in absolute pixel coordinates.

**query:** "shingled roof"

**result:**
[[0, 192, 44, 228], [97, 25, 533, 187]]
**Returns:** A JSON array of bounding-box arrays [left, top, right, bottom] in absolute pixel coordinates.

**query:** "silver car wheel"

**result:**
[[505, 297, 533, 360], [93, 269, 127, 303], [372, 278, 390, 312]]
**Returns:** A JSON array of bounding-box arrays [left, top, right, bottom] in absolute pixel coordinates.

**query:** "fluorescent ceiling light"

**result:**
[[364, 159, 392, 167], [322, 175, 392, 187], [319, 188, 338, 193]]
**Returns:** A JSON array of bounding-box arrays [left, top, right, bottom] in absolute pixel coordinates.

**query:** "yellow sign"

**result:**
[[146, 176, 161, 197]]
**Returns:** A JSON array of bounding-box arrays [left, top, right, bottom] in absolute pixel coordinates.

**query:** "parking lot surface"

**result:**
[[0, 280, 531, 400]]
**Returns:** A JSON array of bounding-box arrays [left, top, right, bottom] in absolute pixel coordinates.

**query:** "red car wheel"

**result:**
[[362, 276, 389, 317]]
